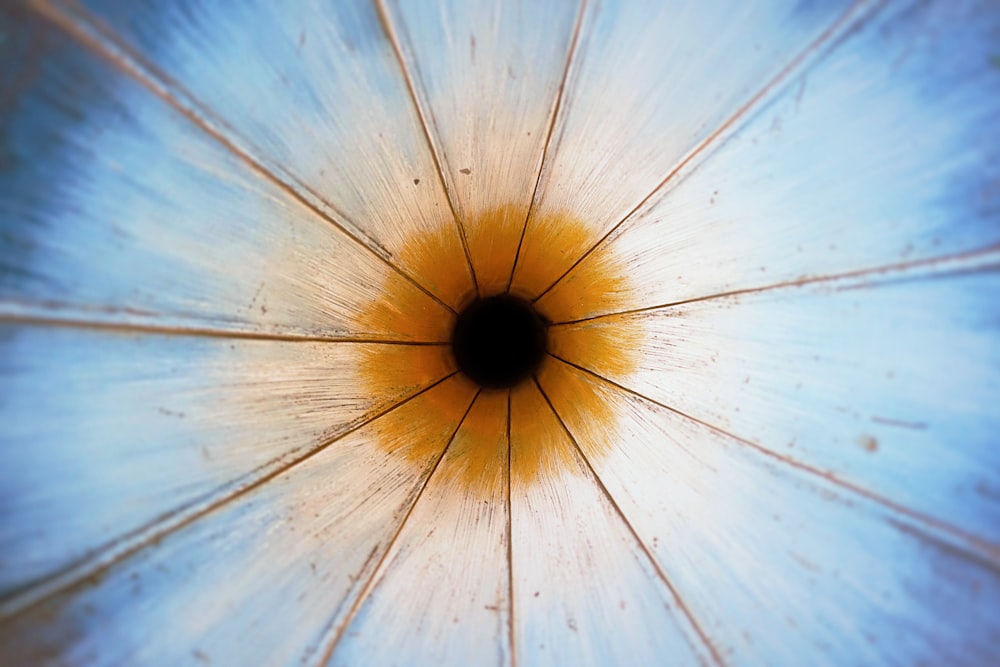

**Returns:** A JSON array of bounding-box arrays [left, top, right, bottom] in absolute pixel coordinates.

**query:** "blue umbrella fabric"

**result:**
[[1, 0, 998, 665]]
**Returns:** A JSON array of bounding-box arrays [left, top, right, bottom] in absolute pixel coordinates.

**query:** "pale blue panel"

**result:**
[[508, 383, 712, 666], [553, 0, 1000, 318], [559, 262, 1000, 549], [71, 0, 472, 306], [0, 325, 440, 602], [0, 377, 471, 665], [331, 392, 511, 667], [0, 7, 449, 339], [546, 362, 1000, 666], [515, 0, 858, 294], [383, 0, 581, 291]]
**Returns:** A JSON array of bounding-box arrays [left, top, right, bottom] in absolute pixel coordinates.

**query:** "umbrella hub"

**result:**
[[452, 295, 548, 389]]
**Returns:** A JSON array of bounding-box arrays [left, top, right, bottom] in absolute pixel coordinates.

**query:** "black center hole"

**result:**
[[451, 295, 548, 389]]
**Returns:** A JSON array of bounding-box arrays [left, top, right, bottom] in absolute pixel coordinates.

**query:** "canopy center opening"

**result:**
[[452, 295, 548, 389]]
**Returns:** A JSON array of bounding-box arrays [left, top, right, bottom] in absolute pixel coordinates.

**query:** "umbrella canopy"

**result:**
[[1, 0, 998, 664]]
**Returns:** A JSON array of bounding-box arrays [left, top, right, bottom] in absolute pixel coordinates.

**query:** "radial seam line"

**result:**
[[548, 243, 1000, 327], [505, 390, 517, 667], [314, 388, 483, 666], [0, 310, 452, 345], [505, 0, 589, 294], [531, 0, 879, 305], [31, 0, 459, 316], [547, 353, 1000, 572], [374, 0, 480, 298], [533, 377, 726, 667], [0, 372, 461, 622]]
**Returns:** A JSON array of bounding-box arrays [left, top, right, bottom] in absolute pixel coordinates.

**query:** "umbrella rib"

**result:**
[[533, 377, 726, 667], [374, 0, 481, 298], [547, 243, 1000, 327], [505, 390, 518, 667], [315, 387, 483, 666], [530, 0, 878, 306], [547, 353, 1000, 572], [30, 0, 460, 317], [505, 0, 589, 294], [0, 309, 452, 344], [0, 371, 461, 622]]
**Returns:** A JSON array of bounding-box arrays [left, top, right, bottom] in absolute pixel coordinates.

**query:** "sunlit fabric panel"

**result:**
[[541, 0, 1000, 321], [383, 0, 581, 294], [331, 391, 510, 667], [541, 360, 1000, 666], [64, 0, 474, 308], [0, 324, 453, 607], [511, 0, 864, 297], [0, 376, 477, 665], [508, 382, 713, 665], [0, 6, 453, 341], [551, 263, 1000, 549]]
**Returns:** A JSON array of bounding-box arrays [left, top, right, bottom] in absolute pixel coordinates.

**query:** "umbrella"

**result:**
[[1, 0, 998, 664]]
